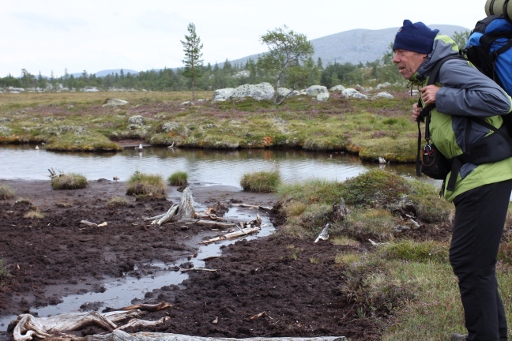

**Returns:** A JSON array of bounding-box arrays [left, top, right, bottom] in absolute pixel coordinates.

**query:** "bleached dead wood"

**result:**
[[231, 203, 273, 211], [199, 226, 260, 245], [80, 220, 98, 227], [87, 330, 349, 341], [180, 267, 218, 273], [173, 187, 196, 221], [11, 302, 172, 341], [196, 220, 236, 228], [151, 204, 179, 226]]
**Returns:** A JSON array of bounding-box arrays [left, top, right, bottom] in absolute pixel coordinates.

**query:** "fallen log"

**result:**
[[199, 226, 260, 245], [152, 204, 179, 226], [87, 330, 349, 341], [180, 267, 218, 273], [11, 302, 172, 341], [196, 220, 236, 228], [80, 220, 98, 227], [231, 203, 273, 211]]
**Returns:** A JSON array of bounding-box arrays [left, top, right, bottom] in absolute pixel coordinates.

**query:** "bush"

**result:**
[[240, 170, 281, 192], [51, 173, 88, 190], [107, 196, 130, 207], [0, 184, 15, 200], [168, 171, 188, 186], [126, 171, 166, 199]]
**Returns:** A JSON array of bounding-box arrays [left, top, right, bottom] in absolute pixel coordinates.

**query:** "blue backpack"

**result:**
[[465, 15, 512, 96], [464, 15, 512, 136]]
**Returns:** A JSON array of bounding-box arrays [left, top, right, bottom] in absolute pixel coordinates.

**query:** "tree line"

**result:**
[[0, 25, 468, 95]]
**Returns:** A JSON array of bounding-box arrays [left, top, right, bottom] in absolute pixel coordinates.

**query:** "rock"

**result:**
[[342, 88, 368, 99], [330, 85, 345, 92], [212, 88, 234, 102], [229, 82, 275, 101], [103, 98, 128, 107], [277, 87, 299, 97], [374, 92, 394, 99], [128, 115, 144, 126], [306, 85, 328, 96]]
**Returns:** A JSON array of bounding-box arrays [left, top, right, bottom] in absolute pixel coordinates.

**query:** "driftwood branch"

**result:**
[[199, 226, 260, 245], [196, 220, 236, 228], [87, 330, 349, 341], [11, 302, 172, 341], [180, 267, 218, 273], [231, 203, 273, 211]]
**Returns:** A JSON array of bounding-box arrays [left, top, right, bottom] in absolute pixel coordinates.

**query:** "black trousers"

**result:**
[[450, 179, 512, 341]]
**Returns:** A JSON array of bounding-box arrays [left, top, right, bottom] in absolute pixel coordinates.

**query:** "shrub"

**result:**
[[0, 259, 10, 280], [380, 240, 449, 264], [23, 209, 45, 219], [0, 184, 15, 200], [240, 170, 281, 192], [107, 196, 130, 207], [126, 171, 166, 199], [51, 173, 88, 190], [168, 171, 188, 186]]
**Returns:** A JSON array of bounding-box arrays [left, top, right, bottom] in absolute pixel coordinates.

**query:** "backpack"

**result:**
[[463, 15, 512, 136], [416, 52, 512, 190]]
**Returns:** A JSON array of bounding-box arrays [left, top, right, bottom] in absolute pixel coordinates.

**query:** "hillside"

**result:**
[[88, 24, 469, 77], [230, 24, 469, 67]]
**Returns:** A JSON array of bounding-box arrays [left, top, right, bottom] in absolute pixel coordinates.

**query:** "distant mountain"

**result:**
[[227, 24, 470, 67], [82, 25, 470, 76]]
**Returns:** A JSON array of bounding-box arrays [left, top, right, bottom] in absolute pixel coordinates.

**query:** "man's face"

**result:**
[[392, 49, 428, 80]]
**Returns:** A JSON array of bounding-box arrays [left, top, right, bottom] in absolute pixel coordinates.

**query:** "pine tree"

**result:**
[[181, 23, 203, 101]]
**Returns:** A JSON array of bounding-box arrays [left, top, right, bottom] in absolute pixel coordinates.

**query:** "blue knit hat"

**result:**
[[393, 20, 439, 54]]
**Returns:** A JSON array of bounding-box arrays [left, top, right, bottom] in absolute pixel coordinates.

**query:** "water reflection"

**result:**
[[0, 145, 410, 187]]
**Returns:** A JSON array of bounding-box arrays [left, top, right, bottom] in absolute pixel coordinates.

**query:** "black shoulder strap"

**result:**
[[415, 54, 462, 176]]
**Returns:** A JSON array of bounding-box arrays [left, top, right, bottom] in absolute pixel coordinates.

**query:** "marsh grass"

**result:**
[[126, 171, 166, 199], [240, 170, 281, 192], [0, 184, 15, 200], [51, 173, 88, 190], [46, 131, 122, 152], [107, 196, 130, 207], [23, 209, 45, 219], [0, 90, 419, 160], [168, 171, 188, 186], [275, 169, 470, 340], [0, 259, 10, 280]]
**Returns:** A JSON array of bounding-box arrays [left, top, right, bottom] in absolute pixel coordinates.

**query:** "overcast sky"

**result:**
[[2, 0, 488, 78]]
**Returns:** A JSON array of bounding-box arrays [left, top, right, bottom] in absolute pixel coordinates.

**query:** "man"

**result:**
[[393, 20, 512, 341]]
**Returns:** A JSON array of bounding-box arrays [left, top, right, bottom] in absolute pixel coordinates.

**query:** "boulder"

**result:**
[[103, 98, 128, 107], [342, 88, 368, 99], [374, 92, 394, 99], [306, 85, 328, 96], [330, 85, 346, 92], [277, 87, 300, 97], [230, 83, 275, 101], [212, 88, 234, 102]]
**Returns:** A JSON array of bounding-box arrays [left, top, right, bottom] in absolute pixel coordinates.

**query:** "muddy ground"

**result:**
[[0, 178, 448, 341]]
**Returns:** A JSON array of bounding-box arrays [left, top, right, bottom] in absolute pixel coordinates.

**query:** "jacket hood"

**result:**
[[410, 35, 460, 84]]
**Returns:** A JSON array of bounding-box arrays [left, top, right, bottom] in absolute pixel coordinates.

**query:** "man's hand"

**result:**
[[420, 84, 440, 106], [412, 102, 422, 122]]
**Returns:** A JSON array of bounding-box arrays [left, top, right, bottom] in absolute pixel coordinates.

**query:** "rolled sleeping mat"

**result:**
[[485, 0, 512, 21]]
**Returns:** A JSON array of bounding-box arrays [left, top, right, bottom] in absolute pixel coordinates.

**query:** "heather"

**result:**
[[0, 89, 418, 162]]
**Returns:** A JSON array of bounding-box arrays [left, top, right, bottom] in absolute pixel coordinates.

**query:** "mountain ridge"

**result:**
[[83, 24, 469, 78]]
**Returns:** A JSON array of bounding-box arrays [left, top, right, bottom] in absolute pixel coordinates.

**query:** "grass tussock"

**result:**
[[126, 171, 166, 199], [0, 259, 10, 280], [107, 196, 130, 207], [51, 173, 88, 190], [240, 170, 281, 193], [23, 209, 45, 219], [0, 184, 15, 200], [168, 171, 188, 186], [0, 90, 421, 159]]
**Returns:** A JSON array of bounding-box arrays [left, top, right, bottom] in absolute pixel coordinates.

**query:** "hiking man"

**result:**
[[393, 19, 512, 341]]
